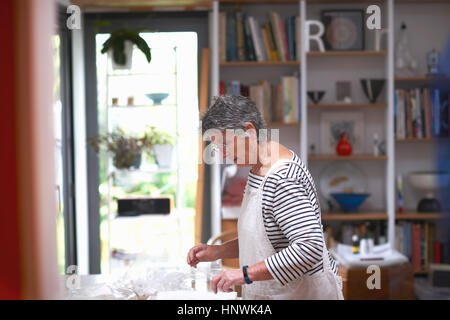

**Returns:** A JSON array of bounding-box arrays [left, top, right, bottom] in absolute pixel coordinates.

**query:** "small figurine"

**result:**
[[427, 49, 440, 75], [373, 133, 379, 156]]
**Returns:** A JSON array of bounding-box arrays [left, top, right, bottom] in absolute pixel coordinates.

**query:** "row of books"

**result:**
[[220, 75, 301, 123], [395, 222, 446, 272], [394, 87, 450, 139], [219, 11, 301, 62]]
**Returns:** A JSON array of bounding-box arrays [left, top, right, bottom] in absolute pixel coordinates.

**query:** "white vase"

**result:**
[[153, 144, 174, 169], [109, 40, 133, 70]]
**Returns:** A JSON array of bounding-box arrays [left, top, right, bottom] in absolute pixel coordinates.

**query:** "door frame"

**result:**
[[83, 10, 209, 274]]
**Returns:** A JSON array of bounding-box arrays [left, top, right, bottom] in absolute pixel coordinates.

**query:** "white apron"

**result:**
[[238, 159, 344, 300]]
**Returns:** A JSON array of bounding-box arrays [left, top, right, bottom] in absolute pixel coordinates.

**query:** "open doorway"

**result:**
[[94, 31, 200, 274]]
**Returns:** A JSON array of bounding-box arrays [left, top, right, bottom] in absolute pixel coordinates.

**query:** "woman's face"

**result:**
[[211, 123, 259, 167]]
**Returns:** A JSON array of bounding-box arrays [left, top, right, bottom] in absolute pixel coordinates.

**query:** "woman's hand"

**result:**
[[187, 243, 221, 268], [211, 269, 245, 294]]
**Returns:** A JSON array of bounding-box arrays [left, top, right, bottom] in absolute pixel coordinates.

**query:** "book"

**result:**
[[277, 82, 283, 122], [248, 16, 265, 62], [271, 84, 278, 122], [396, 90, 406, 139], [263, 23, 278, 61], [424, 88, 432, 138], [279, 17, 290, 61], [432, 89, 440, 137], [267, 21, 280, 61], [219, 12, 227, 63], [258, 80, 271, 122], [281, 76, 299, 123], [231, 81, 240, 95], [405, 90, 413, 138], [243, 15, 256, 61], [286, 18, 294, 61], [226, 12, 237, 61], [235, 11, 246, 61], [295, 16, 301, 62], [412, 223, 421, 272], [269, 12, 286, 62], [261, 25, 272, 61]]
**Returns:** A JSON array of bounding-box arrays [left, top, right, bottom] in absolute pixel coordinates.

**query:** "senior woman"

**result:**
[[187, 95, 343, 300]]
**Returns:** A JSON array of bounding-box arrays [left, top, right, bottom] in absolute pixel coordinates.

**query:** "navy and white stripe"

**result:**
[[247, 152, 338, 285]]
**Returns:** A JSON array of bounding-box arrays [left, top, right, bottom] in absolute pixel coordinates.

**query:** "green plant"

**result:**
[[89, 128, 153, 170], [101, 28, 151, 66], [146, 126, 175, 145]]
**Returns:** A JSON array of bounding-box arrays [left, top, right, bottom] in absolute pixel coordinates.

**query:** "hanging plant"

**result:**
[[100, 28, 152, 66]]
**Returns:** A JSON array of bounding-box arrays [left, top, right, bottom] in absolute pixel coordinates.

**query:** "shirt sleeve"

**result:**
[[263, 177, 325, 286]]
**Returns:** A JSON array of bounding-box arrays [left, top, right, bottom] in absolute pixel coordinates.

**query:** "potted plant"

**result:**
[[89, 128, 153, 170], [101, 28, 152, 70], [147, 127, 175, 169]]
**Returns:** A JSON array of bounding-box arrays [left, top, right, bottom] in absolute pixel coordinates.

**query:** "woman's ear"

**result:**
[[243, 122, 256, 138]]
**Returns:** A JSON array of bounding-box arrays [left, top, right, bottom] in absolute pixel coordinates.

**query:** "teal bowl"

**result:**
[[331, 193, 370, 212], [145, 93, 169, 105]]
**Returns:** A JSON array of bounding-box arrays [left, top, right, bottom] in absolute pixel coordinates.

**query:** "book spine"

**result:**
[[267, 21, 279, 61], [235, 12, 246, 61], [424, 88, 432, 138], [277, 82, 283, 122], [270, 12, 286, 62], [231, 81, 240, 95], [286, 18, 294, 61], [271, 84, 277, 122], [406, 90, 413, 138], [279, 17, 290, 61], [412, 224, 421, 272], [433, 89, 440, 137], [226, 13, 237, 61], [261, 25, 273, 61], [243, 16, 256, 61], [435, 240, 441, 263], [248, 17, 264, 62], [295, 16, 301, 62], [219, 12, 227, 63]]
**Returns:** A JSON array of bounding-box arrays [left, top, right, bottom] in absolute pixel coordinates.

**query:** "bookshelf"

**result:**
[[307, 50, 387, 57], [220, 61, 300, 66], [210, 0, 450, 272], [308, 103, 387, 109], [308, 155, 388, 161]]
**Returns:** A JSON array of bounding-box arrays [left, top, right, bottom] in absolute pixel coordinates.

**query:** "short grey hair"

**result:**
[[201, 95, 266, 139]]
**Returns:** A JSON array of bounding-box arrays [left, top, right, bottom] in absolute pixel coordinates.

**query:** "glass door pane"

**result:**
[[95, 32, 199, 274]]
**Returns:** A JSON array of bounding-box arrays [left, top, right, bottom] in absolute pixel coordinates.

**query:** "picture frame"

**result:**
[[320, 111, 365, 154], [321, 9, 365, 51]]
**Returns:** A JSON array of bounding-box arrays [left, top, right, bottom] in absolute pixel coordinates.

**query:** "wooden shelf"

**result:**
[[396, 212, 448, 220], [267, 122, 300, 127], [308, 50, 387, 57], [395, 76, 450, 82], [322, 212, 388, 221], [309, 103, 386, 109], [220, 61, 300, 67], [396, 137, 450, 143], [322, 212, 447, 221], [309, 155, 387, 161]]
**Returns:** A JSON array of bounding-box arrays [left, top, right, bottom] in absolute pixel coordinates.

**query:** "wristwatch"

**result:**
[[242, 265, 253, 284]]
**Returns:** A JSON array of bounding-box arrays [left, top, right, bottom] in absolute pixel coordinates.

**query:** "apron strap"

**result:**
[[258, 158, 333, 273]]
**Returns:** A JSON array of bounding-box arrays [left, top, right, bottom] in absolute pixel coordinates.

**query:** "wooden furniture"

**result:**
[[221, 219, 240, 268], [338, 263, 415, 300], [195, 48, 210, 244]]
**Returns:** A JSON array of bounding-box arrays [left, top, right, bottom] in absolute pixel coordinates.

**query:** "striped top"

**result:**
[[247, 151, 338, 285]]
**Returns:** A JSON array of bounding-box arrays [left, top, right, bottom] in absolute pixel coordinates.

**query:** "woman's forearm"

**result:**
[[217, 237, 239, 259]]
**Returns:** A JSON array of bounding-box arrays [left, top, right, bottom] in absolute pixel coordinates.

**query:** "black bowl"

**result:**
[[360, 79, 385, 103], [307, 91, 326, 104]]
